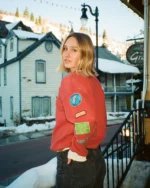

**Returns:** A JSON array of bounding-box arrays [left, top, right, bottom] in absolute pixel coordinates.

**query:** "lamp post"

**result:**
[[80, 3, 99, 72]]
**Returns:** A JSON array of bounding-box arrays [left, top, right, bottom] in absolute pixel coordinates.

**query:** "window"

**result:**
[[4, 67, 7, 85], [0, 97, 2, 117], [0, 45, 2, 57], [18, 26, 22, 30], [116, 74, 120, 86], [0, 68, 1, 86], [10, 38, 14, 51], [32, 96, 51, 117], [4, 67, 7, 86], [10, 96, 14, 120], [35, 60, 46, 83]]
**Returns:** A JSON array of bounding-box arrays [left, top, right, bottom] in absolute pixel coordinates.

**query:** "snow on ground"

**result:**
[[1, 111, 149, 188], [0, 112, 129, 135], [6, 157, 150, 188]]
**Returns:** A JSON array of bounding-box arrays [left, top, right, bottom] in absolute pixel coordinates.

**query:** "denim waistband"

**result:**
[[57, 147, 101, 158]]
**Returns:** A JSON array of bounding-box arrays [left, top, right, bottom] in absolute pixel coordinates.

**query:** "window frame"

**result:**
[[35, 60, 46, 83], [0, 45, 2, 57], [0, 68, 1, 86], [0, 97, 2, 117], [10, 96, 14, 120], [10, 37, 14, 52], [32, 96, 51, 117], [4, 67, 7, 86]]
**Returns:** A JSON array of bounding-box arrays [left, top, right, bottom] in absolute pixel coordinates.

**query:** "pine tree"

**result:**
[[38, 16, 42, 25], [15, 7, 19, 17], [23, 7, 29, 18], [30, 13, 34, 22], [102, 29, 108, 48], [35, 18, 39, 25], [41, 26, 45, 34], [103, 29, 107, 39]]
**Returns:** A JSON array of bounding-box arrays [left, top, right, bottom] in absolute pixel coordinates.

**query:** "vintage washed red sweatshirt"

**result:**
[[50, 72, 106, 158]]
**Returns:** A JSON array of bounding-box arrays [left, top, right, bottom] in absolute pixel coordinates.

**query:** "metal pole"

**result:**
[[95, 6, 99, 72], [81, 4, 99, 72]]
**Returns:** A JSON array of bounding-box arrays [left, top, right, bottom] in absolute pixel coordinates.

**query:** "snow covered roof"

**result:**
[[98, 47, 122, 62], [13, 29, 45, 40], [98, 58, 140, 74], [126, 79, 142, 84], [6, 21, 20, 31], [0, 38, 6, 44]]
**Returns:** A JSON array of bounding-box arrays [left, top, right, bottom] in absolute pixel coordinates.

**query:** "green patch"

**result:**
[[75, 122, 90, 135]]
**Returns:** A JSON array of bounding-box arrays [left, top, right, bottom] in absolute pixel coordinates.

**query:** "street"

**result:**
[[0, 136, 56, 181], [0, 123, 121, 182]]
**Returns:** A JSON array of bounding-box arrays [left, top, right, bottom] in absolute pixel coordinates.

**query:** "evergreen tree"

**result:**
[[15, 7, 19, 17], [35, 18, 39, 25], [38, 16, 42, 25], [46, 26, 49, 33], [41, 26, 45, 34], [89, 27, 92, 35], [102, 29, 107, 39], [23, 7, 29, 18], [30, 12, 34, 22], [102, 29, 108, 48]]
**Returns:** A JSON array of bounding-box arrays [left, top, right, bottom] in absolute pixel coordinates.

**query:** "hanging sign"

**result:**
[[126, 43, 144, 69]]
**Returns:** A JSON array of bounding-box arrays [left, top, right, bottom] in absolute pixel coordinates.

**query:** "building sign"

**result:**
[[126, 43, 144, 69]]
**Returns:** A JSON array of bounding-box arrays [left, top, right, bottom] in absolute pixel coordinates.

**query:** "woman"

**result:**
[[51, 32, 106, 188]]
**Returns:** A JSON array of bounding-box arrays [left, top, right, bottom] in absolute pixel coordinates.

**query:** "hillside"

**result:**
[[0, 10, 133, 61]]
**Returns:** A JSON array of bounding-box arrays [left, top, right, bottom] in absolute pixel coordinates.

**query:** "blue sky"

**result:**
[[0, 0, 144, 42]]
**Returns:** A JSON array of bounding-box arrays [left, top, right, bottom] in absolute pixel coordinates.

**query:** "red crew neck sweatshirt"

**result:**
[[50, 72, 107, 157]]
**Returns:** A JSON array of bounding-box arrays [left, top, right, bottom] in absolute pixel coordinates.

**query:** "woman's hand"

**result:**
[[67, 158, 72, 164]]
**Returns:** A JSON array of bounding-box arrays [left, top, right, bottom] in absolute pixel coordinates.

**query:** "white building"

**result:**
[[0, 20, 140, 126], [0, 25, 61, 126]]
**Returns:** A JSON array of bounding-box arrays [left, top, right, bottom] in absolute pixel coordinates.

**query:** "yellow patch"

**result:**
[[75, 111, 86, 118]]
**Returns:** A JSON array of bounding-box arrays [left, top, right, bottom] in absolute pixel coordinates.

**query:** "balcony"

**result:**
[[103, 86, 133, 94]]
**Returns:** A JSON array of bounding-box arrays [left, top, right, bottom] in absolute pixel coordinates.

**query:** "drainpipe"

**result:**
[[143, 0, 150, 145], [142, 0, 149, 105]]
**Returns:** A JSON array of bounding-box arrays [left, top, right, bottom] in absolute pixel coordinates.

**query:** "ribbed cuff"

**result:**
[[68, 150, 87, 162]]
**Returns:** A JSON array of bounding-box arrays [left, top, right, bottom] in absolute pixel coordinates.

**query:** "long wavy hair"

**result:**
[[57, 32, 98, 76]]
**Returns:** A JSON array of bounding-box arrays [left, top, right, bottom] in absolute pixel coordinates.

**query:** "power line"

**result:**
[[33, 0, 80, 11]]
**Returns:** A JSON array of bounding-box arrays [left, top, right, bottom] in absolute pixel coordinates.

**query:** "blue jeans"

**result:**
[[56, 148, 106, 188]]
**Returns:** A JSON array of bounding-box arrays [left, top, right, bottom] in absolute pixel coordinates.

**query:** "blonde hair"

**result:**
[[57, 32, 98, 76]]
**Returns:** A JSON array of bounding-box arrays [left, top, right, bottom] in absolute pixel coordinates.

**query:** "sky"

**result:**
[[0, 0, 144, 42]]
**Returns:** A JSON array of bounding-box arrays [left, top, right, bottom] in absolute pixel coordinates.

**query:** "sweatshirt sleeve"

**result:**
[[60, 85, 96, 157]]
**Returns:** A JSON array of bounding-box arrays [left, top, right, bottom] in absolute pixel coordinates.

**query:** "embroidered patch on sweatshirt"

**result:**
[[75, 122, 90, 135]]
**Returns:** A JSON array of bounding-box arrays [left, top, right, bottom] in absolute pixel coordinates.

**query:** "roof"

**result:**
[[98, 58, 140, 74], [0, 31, 61, 68], [98, 46, 123, 62], [0, 20, 33, 38], [6, 21, 33, 32], [0, 20, 10, 38], [97, 46, 140, 74], [0, 38, 6, 45], [13, 30, 45, 40], [120, 0, 144, 18]]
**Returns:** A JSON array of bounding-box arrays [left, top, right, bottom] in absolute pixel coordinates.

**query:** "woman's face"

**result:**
[[62, 37, 81, 72]]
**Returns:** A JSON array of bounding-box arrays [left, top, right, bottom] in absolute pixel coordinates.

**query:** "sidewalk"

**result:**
[[0, 120, 123, 146], [0, 118, 124, 146], [0, 129, 53, 146]]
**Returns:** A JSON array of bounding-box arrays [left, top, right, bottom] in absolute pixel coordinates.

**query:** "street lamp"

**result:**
[[80, 3, 99, 72]]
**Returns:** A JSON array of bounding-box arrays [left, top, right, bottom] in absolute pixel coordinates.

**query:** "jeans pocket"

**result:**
[[70, 160, 95, 187]]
